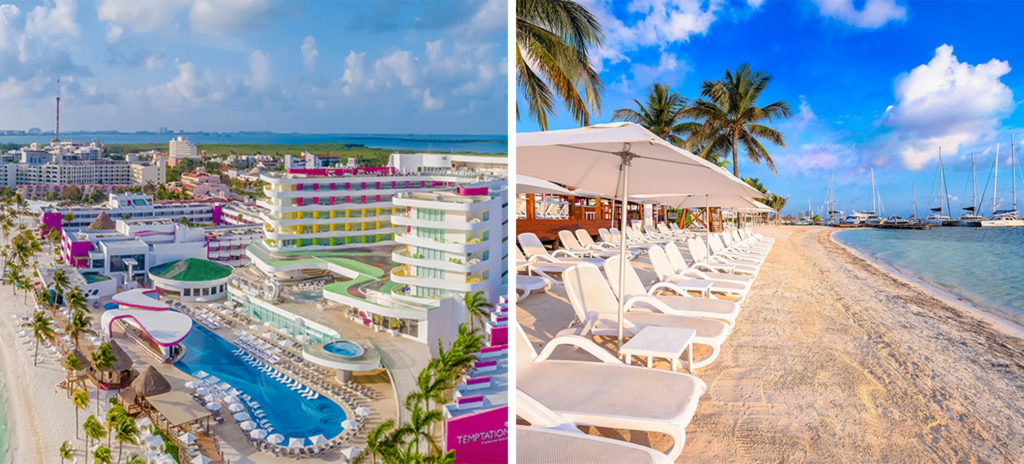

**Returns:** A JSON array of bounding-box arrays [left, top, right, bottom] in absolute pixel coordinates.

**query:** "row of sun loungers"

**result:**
[[517, 225, 775, 461]]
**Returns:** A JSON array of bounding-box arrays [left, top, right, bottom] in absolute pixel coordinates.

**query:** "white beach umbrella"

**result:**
[[136, 417, 153, 431], [267, 433, 285, 444], [340, 446, 360, 460], [239, 420, 257, 431], [194, 387, 208, 396], [205, 402, 222, 411], [250, 428, 268, 440], [193, 371, 209, 379], [355, 407, 371, 417], [216, 381, 231, 391], [178, 432, 198, 445], [228, 403, 245, 413], [309, 434, 327, 446], [518, 122, 763, 350], [233, 412, 251, 422], [516, 175, 572, 195], [190, 456, 212, 464], [144, 450, 163, 462], [184, 381, 199, 389], [143, 435, 163, 449], [288, 437, 306, 448], [342, 419, 358, 430], [203, 375, 220, 385], [202, 394, 217, 403]]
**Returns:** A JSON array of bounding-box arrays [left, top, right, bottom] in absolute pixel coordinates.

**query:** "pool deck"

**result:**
[[108, 299, 389, 463]]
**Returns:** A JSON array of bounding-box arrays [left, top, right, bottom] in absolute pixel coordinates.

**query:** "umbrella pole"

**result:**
[[705, 195, 711, 264], [617, 153, 632, 352]]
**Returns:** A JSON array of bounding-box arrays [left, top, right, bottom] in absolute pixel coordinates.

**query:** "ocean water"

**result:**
[[0, 132, 507, 154], [834, 227, 1024, 325]]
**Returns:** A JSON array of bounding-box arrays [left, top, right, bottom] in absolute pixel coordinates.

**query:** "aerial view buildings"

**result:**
[[0, 1, 507, 463]]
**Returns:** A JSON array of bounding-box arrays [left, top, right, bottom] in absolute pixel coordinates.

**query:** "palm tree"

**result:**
[[59, 440, 74, 464], [113, 414, 139, 463], [93, 445, 112, 464], [124, 454, 145, 464], [613, 83, 691, 146], [405, 404, 442, 456], [462, 291, 491, 330], [83, 415, 106, 464], [685, 64, 792, 177], [516, 0, 604, 130], [358, 419, 411, 464], [52, 268, 71, 306], [105, 404, 127, 448], [65, 353, 82, 397], [90, 343, 119, 414], [73, 389, 90, 441], [766, 193, 789, 225], [67, 308, 96, 351], [23, 311, 56, 366], [406, 361, 450, 412]]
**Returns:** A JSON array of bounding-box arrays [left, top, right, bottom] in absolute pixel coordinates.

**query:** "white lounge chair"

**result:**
[[518, 233, 602, 265], [558, 230, 619, 259], [688, 238, 759, 275], [516, 324, 706, 461], [561, 262, 729, 368], [664, 242, 752, 286], [648, 245, 750, 301]]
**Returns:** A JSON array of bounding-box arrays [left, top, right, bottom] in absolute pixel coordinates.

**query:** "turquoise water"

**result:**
[[0, 132, 507, 154], [174, 323, 346, 441], [834, 227, 1024, 324], [323, 341, 364, 358]]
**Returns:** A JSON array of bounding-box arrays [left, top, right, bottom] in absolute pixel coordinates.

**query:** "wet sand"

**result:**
[[517, 226, 1024, 463]]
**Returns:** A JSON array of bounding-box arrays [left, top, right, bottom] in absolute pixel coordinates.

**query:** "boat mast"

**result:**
[[1012, 134, 1017, 211], [938, 148, 946, 216], [913, 182, 917, 219], [972, 152, 977, 215], [870, 168, 876, 213], [829, 174, 834, 222], [994, 142, 1000, 213]]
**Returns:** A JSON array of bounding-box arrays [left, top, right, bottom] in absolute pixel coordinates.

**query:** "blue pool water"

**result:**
[[835, 227, 1024, 324], [323, 341, 364, 358], [174, 323, 346, 439], [292, 290, 323, 302]]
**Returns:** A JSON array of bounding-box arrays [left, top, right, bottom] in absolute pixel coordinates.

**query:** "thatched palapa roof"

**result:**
[[86, 211, 116, 230], [131, 365, 171, 397]]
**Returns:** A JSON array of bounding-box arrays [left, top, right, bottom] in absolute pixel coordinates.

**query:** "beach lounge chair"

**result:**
[[664, 242, 753, 285], [516, 324, 706, 460], [604, 255, 742, 327], [517, 390, 672, 464], [708, 234, 764, 264], [647, 246, 750, 300], [559, 230, 619, 258], [519, 233, 603, 265], [561, 262, 729, 368], [688, 238, 759, 275]]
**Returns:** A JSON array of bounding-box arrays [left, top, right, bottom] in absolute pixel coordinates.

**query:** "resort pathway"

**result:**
[[518, 226, 1024, 463]]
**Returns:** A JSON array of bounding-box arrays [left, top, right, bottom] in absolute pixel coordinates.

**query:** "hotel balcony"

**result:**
[[391, 250, 488, 273], [390, 214, 489, 231], [393, 233, 489, 254], [389, 265, 487, 294]]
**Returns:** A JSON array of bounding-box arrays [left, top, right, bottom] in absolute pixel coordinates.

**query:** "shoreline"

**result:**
[[829, 229, 1024, 341]]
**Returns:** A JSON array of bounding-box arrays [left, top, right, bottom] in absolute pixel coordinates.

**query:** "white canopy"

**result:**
[[518, 122, 763, 198], [340, 446, 360, 460], [633, 193, 765, 210], [100, 309, 193, 346], [266, 433, 284, 444], [516, 175, 572, 195], [111, 288, 170, 310]]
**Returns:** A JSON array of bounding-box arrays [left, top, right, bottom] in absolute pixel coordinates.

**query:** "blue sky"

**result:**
[[0, 0, 507, 135], [518, 0, 1024, 217]]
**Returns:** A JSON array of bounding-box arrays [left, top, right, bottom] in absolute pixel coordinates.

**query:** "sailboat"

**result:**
[[826, 175, 844, 226], [925, 148, 953, 225], [863, 168, 883, 225], [980, 136, 1024, 227], [959, 152, 986, 226]]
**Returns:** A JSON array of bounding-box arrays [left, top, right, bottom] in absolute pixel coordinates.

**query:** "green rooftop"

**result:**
[[149, 258, 233, 282]]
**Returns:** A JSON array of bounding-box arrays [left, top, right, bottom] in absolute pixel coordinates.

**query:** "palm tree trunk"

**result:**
[[732, 131, 740, 177], [33, 339, 39, 367], [75, 408, 80, 440], [117, 441, 123, 464]]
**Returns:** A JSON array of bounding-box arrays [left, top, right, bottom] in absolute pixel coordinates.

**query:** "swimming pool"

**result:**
[[174, 323, 346, 440], [323, 340, 365, 358], [291, 290, 323, 302]]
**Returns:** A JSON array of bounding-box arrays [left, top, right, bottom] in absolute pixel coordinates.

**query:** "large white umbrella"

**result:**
[[341, 419, 358, 430], [267, 433, 285, 444], [239, 420, 257, 431], [143, 435, 163, 449], [228, 403, 245, 413], [288, 437, 306, 448], [354, 407, 371, 417], [190, 456, 212, 464], [340, 446, 360, 460], [309, 434, 327, 446], [250, 428, 268, 440], [516, 175, 572, 195], [205, 402, 222, 411], [178, 432, 198, 445], [193, 371, 209, 379], [519, 122, 762, 349], [634, 193, 766, 260], [194, 387, 208, 396], [233, 412, 251, 422]]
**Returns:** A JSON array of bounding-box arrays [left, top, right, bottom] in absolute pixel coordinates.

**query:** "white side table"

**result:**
[[620, 326, 697, 373], [664, 279, 713, 298]]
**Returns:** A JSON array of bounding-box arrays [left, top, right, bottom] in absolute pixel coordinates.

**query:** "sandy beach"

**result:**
[[517, 225, 1024, 463]]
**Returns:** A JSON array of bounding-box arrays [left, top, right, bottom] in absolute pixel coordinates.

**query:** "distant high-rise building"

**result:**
[[169, 136, 198, 160]]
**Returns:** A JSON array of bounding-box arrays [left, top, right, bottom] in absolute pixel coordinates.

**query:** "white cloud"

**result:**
[[147, 61, 228, 105], [747, 0, 765, 8], [189, 0, 272, 35], [341, 51, 369, 96], [145, 54, 165, 71], [374, 50, 416, 87], [301, 35, 318, 72], [425, 40, 442, 61], [106, 24, 123, 43], [583, 0, 722, 66], [422, 88, 443, 110], [811, 0, 906, 28], [245, 49, 271, 91], [794, 96, 816, 129], [25, 0, 79, 37], [97, 0, 190, 33], [0, 5, 22, 51], [884, 44, 1013, 170]]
